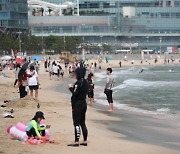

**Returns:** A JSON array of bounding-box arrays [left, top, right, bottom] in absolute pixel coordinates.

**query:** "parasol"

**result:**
[[18, 62, 29, 80], [1, 55, 12, 60], [16, 58, 24, 64]]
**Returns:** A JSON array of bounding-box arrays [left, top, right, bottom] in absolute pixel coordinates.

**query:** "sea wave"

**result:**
[[156, 108, 170, 112], [95, 99, 159, 115], [113, 79, 180, 89], [94, 72, 106, 79], [95, 99, 180, 121]]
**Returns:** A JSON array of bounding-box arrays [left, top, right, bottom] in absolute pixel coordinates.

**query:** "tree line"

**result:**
[[0, 34, 112, 55], [0, 34, 82, 54]]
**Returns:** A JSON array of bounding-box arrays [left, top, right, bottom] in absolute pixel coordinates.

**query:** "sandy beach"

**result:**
[[0, 58, 179, 154]]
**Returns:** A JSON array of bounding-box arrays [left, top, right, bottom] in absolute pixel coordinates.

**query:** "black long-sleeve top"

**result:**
[[69, 78, 88, 103]]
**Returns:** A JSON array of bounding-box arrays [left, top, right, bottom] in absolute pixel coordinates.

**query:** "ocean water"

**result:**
[[94, 64, 180, 119]]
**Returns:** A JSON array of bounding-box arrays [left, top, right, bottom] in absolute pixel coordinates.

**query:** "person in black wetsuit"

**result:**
[[68, 65, 89, 147], [87, 73, 94, 106]]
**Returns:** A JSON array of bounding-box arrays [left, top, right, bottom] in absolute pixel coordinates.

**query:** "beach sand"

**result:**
[[0, 62, 178, 154]]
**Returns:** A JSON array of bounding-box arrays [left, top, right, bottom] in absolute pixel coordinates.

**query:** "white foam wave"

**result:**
[[113, 84, 127, 90], [114, 79, 180, 89], [95, 99, 160, 115], [117, 67, 149, 74], [94, 72, 118, 81], [95, 99, 180, 121], [96, 92, 105, 97], [94, 72, 106, 79], [156, 108, 170, 112]]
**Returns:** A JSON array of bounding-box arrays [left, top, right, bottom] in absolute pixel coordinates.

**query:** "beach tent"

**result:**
[[31, 55, 41, 61], [0, 55, 12, 60]]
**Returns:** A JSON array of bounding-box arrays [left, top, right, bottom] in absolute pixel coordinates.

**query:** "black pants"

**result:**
[[19, 85, 27, 98], [14, 79, 18, 86], [26, 127, 45, 138], [104, 89, 113, 103], [72, 101, 88, 142]]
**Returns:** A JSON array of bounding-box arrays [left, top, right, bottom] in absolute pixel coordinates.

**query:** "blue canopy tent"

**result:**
[[31, 55, 42, 61]]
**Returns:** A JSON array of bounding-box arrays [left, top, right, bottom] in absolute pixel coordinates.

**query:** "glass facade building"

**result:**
[[0, 0, 28, 32], [29, 0, 180, 50]]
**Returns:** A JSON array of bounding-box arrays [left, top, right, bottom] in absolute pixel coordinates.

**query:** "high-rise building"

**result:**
[[28, 0, 180, 51], [0, 0, 28, 33]]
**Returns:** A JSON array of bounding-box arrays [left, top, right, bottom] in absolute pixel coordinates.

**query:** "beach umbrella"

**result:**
[[16, 58, 24, 64], [18, 62, 29, 80], [31, 55, 41, 61], [0, 55, 12, 60]]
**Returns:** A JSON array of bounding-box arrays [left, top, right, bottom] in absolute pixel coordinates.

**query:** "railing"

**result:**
[[32, 31, 180, 37]]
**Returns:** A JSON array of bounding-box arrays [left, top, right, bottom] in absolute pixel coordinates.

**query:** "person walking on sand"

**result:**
[[58, 65, 64, 79], [104, 68, 115, 112], [28, 65, 39, 101], [52, 63, 59, 80], [68, 66, 88, 147]]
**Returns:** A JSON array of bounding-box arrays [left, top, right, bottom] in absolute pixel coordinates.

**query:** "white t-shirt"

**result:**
[[49, 64, 53, 72], [106, 74, 114, 90], [53, 65, 58, 74], [28, 71, 38, 86]]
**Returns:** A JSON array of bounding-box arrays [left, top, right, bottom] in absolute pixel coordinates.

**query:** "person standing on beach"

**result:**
[[68, 66, 88, 147], [18, 70, 33, 98], [119, 61, 121, 68], [28, 65, 39, 101], [104, 68, 114, 112], [94, 62, 97, 69], [14, 64, 21, 87], [48, 62, 53, 80], [44, 60, 48, 72], [87, 73, 94, 106]]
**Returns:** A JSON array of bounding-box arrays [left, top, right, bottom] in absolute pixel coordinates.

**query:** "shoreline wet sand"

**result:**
[[92, 103, 180, 152], [55, 68, 180, 153]]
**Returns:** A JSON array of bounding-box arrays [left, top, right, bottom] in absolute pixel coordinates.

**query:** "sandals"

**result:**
[[67, 143, 79, 147], [80, 143, 87, 146], [67, 142, 88, 147], [1, 105, 6, 108], [4, 114, 14, 118], [5, 109, 14, 113], [4, 100, 10, 104], [3, 113, 14, 118]]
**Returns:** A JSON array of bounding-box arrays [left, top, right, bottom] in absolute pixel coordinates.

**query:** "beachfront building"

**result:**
[[0, 0, 28, 34], [28, 0, 180, 52]]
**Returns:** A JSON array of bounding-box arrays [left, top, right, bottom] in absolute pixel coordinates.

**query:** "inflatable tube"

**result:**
[[7, 125, 12, 134], [9, 126, 28, 140], [8, 122, 50, 141], [16, 122, 27, 132]]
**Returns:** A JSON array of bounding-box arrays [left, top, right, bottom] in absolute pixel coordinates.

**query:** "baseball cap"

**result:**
[[35, 111, 45, 119]]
